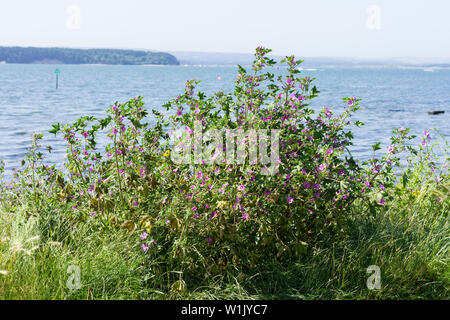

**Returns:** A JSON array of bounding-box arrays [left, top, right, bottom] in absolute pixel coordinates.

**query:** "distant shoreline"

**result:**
[[0, 46, 180, 66]]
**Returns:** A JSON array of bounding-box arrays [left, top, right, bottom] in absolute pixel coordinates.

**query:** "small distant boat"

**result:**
[[423, 68, 434, 72], [428, 110, 445, 115]]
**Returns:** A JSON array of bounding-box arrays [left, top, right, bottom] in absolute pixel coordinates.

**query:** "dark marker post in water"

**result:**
[[54, 68, 60, 89]]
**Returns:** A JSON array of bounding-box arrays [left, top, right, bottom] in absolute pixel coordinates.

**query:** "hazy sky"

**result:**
[[1, 0, 449, 58]]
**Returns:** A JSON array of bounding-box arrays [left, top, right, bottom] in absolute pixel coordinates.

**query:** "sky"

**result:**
[[0, 0, 449, 59]]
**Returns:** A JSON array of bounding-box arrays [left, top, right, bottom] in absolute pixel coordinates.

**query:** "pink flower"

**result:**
[[238, 185, 246, 191], [287, 196, 293, 204], [326, 148, 333, 155], [72, 205, 78, 210], [140, 232, 148, 240], [317, 164, 326, 172], [141, 243, 149, 252], [388, 145, 395, 153], [176, 109, 182, 116], [111, 128, 118, 135], [241, 213, 249, 220], [192, 206, 197, 211]]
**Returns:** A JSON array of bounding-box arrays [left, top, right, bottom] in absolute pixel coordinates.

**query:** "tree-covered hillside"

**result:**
[[0, 47, 179, 65]]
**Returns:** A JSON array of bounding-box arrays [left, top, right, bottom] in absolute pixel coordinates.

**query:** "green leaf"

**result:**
[[372, 142, 381, 151]]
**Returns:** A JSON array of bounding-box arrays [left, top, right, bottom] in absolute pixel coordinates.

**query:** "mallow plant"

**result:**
[[0, 47, 446, 286]]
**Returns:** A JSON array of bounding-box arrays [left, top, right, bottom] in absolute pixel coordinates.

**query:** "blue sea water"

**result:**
[[0, 63, 449, 174]]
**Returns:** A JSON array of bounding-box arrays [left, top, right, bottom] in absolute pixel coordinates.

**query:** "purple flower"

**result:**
[[141, 243, 149, 252], [206, 237, 213, 244], [379, 184, 385, 191], [140, 232, 148, 240], [111, 128, 118, 135], [317, 164, 327, 172], [241, 213, 249, 220], [326, 148, 333, 155], [388, 145, 395, 153], [287, 196, 294, 204], [303, 182, 311, 189], [192, 206, 197, 211], [238, 185, 246, 191], [72, 205, 78, 211], [379, 198, 386, 205]]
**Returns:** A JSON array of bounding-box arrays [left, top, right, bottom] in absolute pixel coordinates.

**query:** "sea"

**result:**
[[0, 63, 449, 176]]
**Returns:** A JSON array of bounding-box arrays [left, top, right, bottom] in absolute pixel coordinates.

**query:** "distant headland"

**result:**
[[0, 46, 179, 65]]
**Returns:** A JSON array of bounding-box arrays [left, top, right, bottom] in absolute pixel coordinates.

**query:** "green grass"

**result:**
[[1, 186, 448, 300]]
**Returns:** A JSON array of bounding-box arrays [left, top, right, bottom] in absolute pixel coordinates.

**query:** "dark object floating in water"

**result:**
[[428, 111, 445, 115]]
